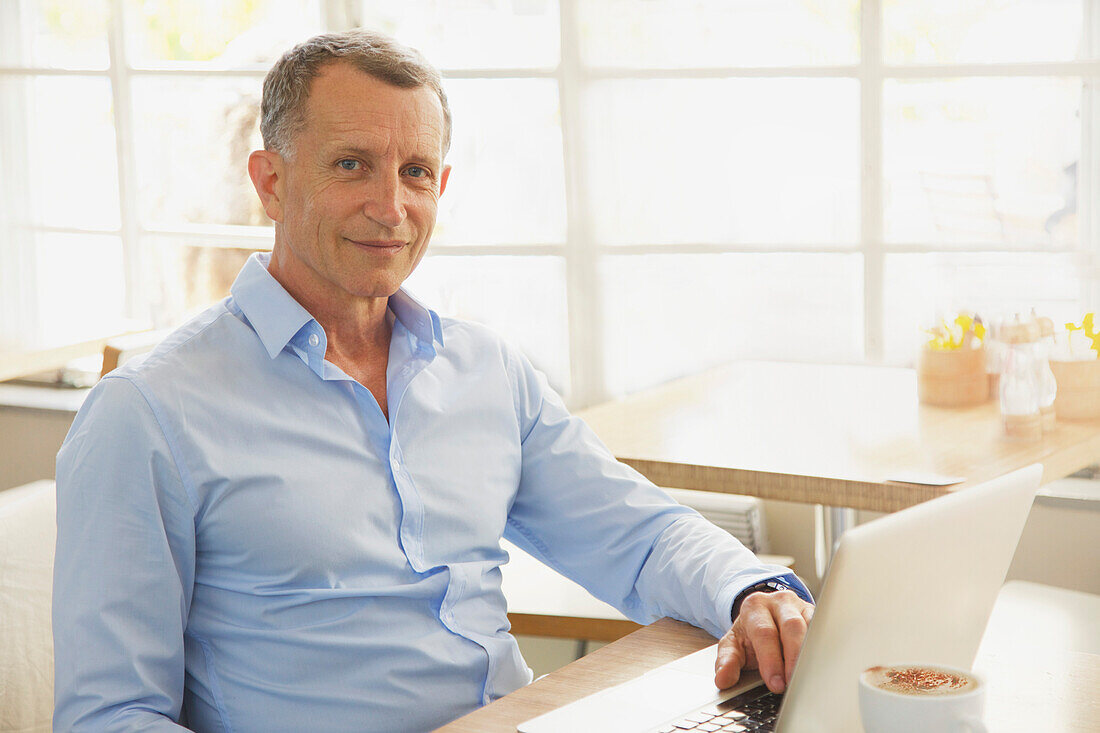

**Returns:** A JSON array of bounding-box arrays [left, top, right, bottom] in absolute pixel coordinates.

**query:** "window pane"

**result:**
[[0, 76, 121, 230], [436, 79, 566, 246], [883, 252, 1084, 365], [404, 255, 571, 397], [579, 0, 859, 68], [355, 0, 560, 69], [585, 79, 859, 246], [145, 236, 264, 328], [600, 254, 863, 397], [884, 0, 1088, 65], [131, 77, 270, 228], [35, 233, 129, 347], [0, 0, 110, 69], [884, 78, 1081, 248], [123, 0, 322, 67]]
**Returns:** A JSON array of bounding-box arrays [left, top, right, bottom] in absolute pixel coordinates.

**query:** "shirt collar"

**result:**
[[389, 287, 445, 348], [230, 251, 444, 360]]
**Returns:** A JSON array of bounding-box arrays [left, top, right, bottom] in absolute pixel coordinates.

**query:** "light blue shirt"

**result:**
[[53, 252, 810, 732]]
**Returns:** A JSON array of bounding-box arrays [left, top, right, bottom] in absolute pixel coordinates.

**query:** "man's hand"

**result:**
[[714, 590, 815, 694]]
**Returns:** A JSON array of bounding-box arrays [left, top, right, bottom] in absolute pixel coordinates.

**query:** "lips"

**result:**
[[345, 238, 407, 252]]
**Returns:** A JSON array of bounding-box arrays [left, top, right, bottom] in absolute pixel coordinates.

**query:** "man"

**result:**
[[53, 30, 813, 732]]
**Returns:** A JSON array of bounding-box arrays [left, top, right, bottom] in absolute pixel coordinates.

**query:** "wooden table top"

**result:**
[[0, 331, 136, 383], [577, 361, 1100, 512], [437, 618, 717, 733], [438, 582, 1100, 732]]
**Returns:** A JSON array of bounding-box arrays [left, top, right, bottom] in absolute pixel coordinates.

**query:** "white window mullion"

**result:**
[[323, 0, 357, 31], [1082, 0, 1100, 307], [559, 0, 607, 409], [0, 1, 37, 348], [107, 0, 146, 324], [884, 61, 1100, 78], [861, 0, 885, 363]]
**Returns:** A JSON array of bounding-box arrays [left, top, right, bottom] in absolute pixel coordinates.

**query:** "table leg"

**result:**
[[815, 505, 858, 580]]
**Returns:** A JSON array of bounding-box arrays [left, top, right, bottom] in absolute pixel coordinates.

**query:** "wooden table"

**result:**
[[577, 361, 1100, 513], [438, 618, 715, 732], [0, 330, 139, 383], [438, 582, 1100, 732]]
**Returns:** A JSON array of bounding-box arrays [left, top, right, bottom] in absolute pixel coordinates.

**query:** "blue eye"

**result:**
[[406, 166, 427, 178], [337, 159, 360, 171]]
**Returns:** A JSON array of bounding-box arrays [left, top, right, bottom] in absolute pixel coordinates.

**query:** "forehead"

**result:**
[[300, 62, 445, 158]]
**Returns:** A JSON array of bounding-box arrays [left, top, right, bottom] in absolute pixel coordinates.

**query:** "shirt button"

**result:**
[[308, 333, 320, 347]]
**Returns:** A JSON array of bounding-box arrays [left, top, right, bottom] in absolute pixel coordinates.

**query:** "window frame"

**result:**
[[1, 0, 1097, 409]]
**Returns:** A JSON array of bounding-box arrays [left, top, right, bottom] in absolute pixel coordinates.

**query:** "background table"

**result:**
[[438, 582, 1100, 732], [577, 361, 1100, 513]]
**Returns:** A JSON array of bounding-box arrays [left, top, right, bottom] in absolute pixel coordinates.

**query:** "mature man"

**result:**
[[54, 30, 813, 732]]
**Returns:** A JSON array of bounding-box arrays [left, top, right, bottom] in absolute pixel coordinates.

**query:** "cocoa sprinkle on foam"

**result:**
[[887, 667, 967, 692]]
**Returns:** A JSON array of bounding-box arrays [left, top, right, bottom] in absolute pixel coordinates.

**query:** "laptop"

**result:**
[[517, 464, 1042, 733]]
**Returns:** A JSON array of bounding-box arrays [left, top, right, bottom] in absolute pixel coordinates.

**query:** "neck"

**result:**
[[266, 246, 392, 360]]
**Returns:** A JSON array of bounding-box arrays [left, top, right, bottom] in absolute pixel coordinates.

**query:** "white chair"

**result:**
[[0, 480, 56, 733]]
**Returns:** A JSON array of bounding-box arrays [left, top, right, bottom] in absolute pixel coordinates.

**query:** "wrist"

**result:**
[[730, 578, 798, 622]]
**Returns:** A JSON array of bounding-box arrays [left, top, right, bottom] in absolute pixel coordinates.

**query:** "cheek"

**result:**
[[300, 180, 352, 216], [409, 196, 440, 229]]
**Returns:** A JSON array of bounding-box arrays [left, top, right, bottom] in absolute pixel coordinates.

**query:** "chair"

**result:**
[[0, 480, 56, 733]]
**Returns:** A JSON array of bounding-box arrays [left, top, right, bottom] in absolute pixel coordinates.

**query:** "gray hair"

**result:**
[[260, 29, 452, 158]]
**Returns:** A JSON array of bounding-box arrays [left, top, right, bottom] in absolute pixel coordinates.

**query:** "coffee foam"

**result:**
[[862, 665, 978, 697]]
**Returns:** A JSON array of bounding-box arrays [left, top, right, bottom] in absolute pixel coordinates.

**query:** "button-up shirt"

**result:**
[[53, 252, 809, 732]]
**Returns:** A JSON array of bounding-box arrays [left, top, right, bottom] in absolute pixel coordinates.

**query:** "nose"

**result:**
[[363, 170, 406, 229]]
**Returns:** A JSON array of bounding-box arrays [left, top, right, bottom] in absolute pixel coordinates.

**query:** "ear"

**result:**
[[248, 149, 285, 223], [439, 164, 452, 197]]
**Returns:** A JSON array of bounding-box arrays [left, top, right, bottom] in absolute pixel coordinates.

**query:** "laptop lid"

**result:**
[[775, 463, 1041, 730], [517, 464, 1042, 733]]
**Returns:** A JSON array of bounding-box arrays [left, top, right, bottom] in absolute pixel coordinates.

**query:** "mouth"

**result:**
[[345, 238, 407, 254]]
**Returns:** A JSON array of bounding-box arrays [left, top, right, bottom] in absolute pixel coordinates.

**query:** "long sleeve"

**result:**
[[502, 348, 810, 639], [53, 376, 195, 732]]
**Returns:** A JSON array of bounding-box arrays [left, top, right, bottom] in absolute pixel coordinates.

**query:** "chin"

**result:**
[[343, 276, 405, 299]]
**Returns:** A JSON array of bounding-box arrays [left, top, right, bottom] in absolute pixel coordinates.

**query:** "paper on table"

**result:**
[[884, 471, 966, 486]]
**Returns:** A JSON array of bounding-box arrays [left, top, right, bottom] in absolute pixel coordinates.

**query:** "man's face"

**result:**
[[268, 62, 450, 302]]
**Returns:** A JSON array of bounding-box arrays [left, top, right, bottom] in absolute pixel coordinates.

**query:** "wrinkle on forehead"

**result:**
[[301, 66, 445, 163], [323, 116, 444, 164]]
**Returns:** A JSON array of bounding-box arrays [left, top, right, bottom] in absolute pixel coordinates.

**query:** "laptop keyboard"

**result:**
[[651, 685, 783, 733]]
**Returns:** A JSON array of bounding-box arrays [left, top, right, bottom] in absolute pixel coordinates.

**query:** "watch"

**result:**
[[731, 579, 798, 622]]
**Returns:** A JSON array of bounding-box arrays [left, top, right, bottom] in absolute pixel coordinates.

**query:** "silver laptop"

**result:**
[[518, 464, 1042, 733]]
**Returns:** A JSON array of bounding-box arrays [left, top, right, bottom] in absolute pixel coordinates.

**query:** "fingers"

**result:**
[[716, 590, 815, 694], [740, 599, 786, 693], [735, 591, 813, 694], [776, 602, 809, 685], [713, 629, 748, 690]]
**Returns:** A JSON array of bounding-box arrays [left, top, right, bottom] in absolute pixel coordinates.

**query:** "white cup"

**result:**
[[858, 663, 987, 733]]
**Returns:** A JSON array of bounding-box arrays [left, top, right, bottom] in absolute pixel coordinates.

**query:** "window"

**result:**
[[2, 0, 1097, 408]]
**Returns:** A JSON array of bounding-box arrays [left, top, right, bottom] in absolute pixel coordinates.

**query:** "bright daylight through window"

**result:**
[[1, 0, 1097, 407]]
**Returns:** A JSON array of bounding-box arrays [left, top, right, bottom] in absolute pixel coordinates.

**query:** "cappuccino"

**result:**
[[862, 665, 978, 697]]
